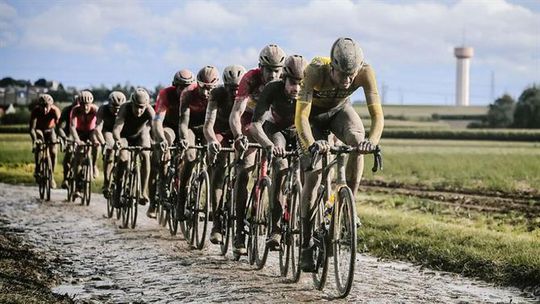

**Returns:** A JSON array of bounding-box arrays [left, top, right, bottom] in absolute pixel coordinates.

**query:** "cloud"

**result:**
[[0, 1, 18, 48]]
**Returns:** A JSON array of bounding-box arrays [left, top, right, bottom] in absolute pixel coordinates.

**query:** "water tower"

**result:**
[[454, 46, 474, 106]]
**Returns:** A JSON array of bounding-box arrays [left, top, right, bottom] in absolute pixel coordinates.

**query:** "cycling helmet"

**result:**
[[330, 37, 364, 74], [79, 90, 94, 104], [172, 69, 195, 86], [131, 88, 150, 106], [223, 65, 246, 86], [39, 94, 54, 105], [108, 91, 126, 107], [197, 66, 220, 86], [283, 55, 308, 80], [259, 44, 286, 67]]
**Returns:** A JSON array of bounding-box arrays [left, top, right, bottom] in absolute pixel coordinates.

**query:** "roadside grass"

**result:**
[[354, 104, 488, 119], [357, 192, 540, 288], [363, 138, 540, 196]]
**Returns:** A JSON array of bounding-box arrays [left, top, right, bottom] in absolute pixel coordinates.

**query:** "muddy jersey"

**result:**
[[97, 103, 117, 133], [180, 83, 208, 128], [155, 86, 180, 131], [119, 102, 154, 138], [70, 104, 98, 132], [30, 105, 61, 131], [236, 68, 265, 113], [252, 80, 295, 130], [295, 56, 384, 149], [208, 86, 234, 134]]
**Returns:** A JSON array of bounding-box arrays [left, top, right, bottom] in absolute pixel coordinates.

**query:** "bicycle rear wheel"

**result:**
[[254, 180, 271, 270], [312, 196, 329, 291], [333, 186, 357, 298], [289, 182, 302, 282], [192, 171, 209, 250]]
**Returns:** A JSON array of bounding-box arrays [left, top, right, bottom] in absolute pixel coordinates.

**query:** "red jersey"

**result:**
[[235, 68, 265, 113], [70, 104, 98, 132], [180, 83, 208, 128], [30, 105, 61, 131], [155, 86, 181, 130]]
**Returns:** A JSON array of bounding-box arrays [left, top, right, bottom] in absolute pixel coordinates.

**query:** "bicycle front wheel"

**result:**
[[254, 179, 271, 270], [288, 182, 302, 282], [130, 169, 140, 229], [192, 171, 210, 250], [83, 162, 92, 206], [333, 186, 357, 298], [312, 196, 329, 291], [45, 156, 52, 201], [219, 175, 231, 256], [38, 156, 45, 200]]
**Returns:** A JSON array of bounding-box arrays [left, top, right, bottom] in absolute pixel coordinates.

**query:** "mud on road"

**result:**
[[0, 183, 537, 303]]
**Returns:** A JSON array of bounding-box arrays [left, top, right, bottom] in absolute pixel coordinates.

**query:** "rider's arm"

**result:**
[[178, 92, 190, 140], [151, 90, 167, 143], [360, 65, 384, 145], [203, 93, 219, 143], [229, 97, 248, 139], [94, 106, 106, 145], [29, 109, 37, 143], [69, 108, 81, 143], [56, 108, 68, 139], [295, 64, 317, 151], [249, 85, 273, 148], [112, 105, 126, 142]]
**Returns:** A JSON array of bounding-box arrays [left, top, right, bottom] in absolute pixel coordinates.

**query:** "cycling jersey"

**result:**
[[180, 83, 208, 128], [155, 86, 181, 131], [119, 102, 154, 139], [252, 80, 296, 130], [295, 56, 384, 149], [97, 103, 117, 133], [30, 105, 61, 131], [58, 104, 76, 135], [209, 86, 234, 134], [71, 104, 98, 132], [236, 68, 265, 113]]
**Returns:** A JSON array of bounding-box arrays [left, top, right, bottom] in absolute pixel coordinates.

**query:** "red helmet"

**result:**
[[172, 69, 195, 86], [197, 66, 220, 86]]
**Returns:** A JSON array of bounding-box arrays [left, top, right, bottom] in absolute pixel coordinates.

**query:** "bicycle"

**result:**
[[72, 142, 94, 206], [244, 144, 273, 269], [102, 144, 118, 218], [179, 144, 210, 250], [62, 138, 77, 202], [306, 144, 382, 298], [117, 145, 152, 229], [277, 149, 303, 281], [34, 140, 59, 201]]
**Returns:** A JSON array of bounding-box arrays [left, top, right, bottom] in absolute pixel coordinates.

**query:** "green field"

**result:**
[[354, 104, 488, 119]]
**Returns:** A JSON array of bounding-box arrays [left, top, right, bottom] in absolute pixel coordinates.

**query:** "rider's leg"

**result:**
[[90, 133, 100, 179], [330, 104, 366, 196], [178, 129, 196, 217], [102, 132, 115, 190], [139, 131, 152, 204], [267, 126, 287, 243], [233, 147, 256, 250], [62, 135, 72, 188], [209, 149, 227, 243], [114, 138, 130, 202], [47, 130, 58, 188], [34, 130, 45, 178]]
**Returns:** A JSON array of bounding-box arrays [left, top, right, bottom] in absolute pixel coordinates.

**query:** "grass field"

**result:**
[[354, 104, 488, 119]]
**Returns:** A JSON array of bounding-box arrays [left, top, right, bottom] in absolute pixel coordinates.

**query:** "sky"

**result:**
[[0, 0, 539, 105]]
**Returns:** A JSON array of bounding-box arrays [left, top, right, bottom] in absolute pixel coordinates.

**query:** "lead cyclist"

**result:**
[[295, 37, 385, 272]]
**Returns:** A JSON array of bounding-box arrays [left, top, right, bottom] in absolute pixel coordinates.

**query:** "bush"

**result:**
[[380, 129, 540, 141], [1, 108, 31, 125]]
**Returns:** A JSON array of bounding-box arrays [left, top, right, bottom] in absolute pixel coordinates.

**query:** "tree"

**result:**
[[513, 85, 540, 128], [34, 78, 48, 87], [486, 94, 515, 128]]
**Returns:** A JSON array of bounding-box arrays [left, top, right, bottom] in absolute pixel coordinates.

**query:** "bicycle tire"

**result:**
[[312, 194, 329, 291], [333, 186, 357, 298], [121, 170, 131, 229], [246, 183, 257, 265], [130, 168, 140, 229], [193, 171, 210, 250], [279, 192, 290, 277], [106, 180, 115, 218], [45, 156, 52, 201], [38, 153, 45, 199], [254, 179, 271, 270], [219, 175, 231, 256], [84, 160, 92, 206], [289, 182, 302, 282]]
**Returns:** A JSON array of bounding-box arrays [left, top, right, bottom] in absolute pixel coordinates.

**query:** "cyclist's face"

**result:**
[[284, 77, 302, 99], [198, 83, 216, 100], [111, 105, 120, 116], [132, 103, 146, 117], [330, 67, 358, 89], [83, 103, 92, 113], [175, 84, 187, 96], [262, 66, 283, 84]]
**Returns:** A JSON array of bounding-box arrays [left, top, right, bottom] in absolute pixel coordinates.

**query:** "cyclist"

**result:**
[[249, 55, 307, 249], [70, 90, 99, 198], [176, 66, 219, 220], [204, 65, 246, 244], [57, 94, 79, 189], [29, 94, 61, 188], [295, 38, 384, 272], [229, 44, 286, 255], [148, 69, 195, 218], [94, 91, 127, 197], [112, 88, 155, 206]]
